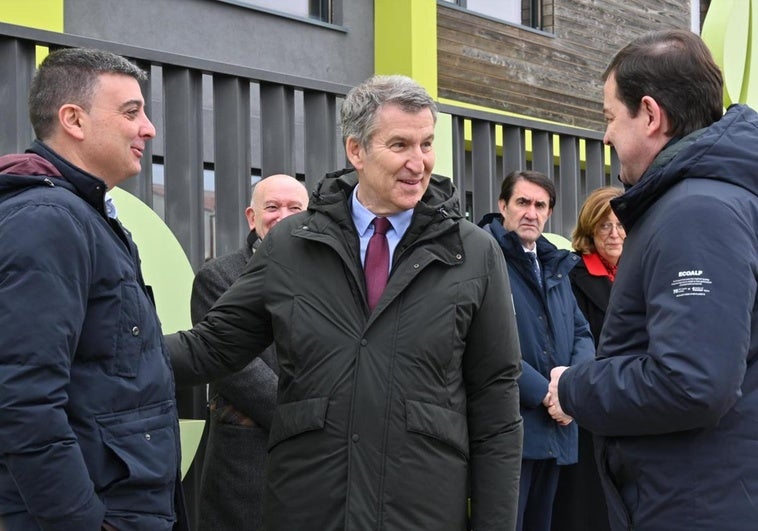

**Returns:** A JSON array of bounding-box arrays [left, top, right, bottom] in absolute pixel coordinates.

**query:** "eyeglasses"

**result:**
[[596, 221, 625, 236]]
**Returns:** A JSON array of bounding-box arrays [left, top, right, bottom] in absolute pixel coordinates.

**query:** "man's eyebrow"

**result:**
[[386, 133, 435, 143]]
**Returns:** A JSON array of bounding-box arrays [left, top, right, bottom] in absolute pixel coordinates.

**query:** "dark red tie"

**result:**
[[365, 217, 391, 311]]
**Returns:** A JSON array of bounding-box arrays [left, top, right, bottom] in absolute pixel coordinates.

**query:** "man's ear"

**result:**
[[497, 198, 507, 217], [244, 206, 255, 231], [58, 104, 85, 141], [640, 95, 665, 137], [345, 137, 364, 171]]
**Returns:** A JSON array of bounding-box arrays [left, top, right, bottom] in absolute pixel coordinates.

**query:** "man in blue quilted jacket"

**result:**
[[0, 48, 186, 531]]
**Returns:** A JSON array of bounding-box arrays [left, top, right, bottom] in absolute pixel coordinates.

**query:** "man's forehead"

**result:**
[[512, 181, 549, 200], [259, 187, 307, 205], [375, 105, 434, 128]]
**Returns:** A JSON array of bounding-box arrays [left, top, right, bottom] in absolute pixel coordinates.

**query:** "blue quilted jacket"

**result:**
[[0, 141, 184, 531]]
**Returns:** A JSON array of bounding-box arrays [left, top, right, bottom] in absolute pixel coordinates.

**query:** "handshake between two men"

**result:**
[[545, 367, 572, 426]]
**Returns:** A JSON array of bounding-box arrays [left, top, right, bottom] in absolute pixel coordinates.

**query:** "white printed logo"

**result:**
[[671, 270, 711, 298]]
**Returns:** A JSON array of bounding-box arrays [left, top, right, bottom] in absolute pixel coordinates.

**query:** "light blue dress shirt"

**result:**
[[350, 185, 413, 274], [104, 192, 118, 219]]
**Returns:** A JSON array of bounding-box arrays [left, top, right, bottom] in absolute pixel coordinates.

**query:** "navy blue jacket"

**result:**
[[480, 217, 594, 464], [0, 141, 185, 530], [559, 104, 758, 530]]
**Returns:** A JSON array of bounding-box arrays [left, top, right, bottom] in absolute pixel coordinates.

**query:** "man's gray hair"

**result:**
[[29, 47, 148, 140], [340, 74, 437, 149]]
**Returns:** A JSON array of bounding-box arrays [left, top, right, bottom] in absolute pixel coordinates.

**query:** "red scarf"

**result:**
[[583, 252, 618, 282]]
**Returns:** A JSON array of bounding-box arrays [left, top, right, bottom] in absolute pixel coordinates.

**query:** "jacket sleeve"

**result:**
[[466, 238, 524, 530], [0, 203, 105, 529], [167, 235, 275, 387], [569, 301, 595, 366], [190, 258, 278, 425], [559, 194, 756, 436], [518, 361, 550, 408]]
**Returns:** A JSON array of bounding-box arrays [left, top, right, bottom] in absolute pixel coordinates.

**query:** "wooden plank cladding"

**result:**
[[437, 1, 691, 132]]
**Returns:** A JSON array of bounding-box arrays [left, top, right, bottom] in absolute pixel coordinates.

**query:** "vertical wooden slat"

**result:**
[[163, 66, 204, 270], [304, 90, 337, 193], [213, 75, 251, 257], [531, 130, 553, 178], [585, 139, 606, 192], [503, 125, 526, 176], [0, 37, 35, 155], [260, 83, 295, 178], [557, 135, 580, 236], [471, 119, 497, 222], [450, 115, 467, 212]]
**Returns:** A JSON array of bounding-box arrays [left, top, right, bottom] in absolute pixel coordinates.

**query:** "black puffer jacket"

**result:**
[[168, 173, 523, 530]]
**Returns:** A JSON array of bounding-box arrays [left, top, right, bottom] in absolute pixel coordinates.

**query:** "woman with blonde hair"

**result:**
[[569, 186, 625, 339], [552, 186, 625, 531]]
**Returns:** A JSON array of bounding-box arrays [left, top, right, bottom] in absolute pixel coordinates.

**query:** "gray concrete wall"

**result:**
[[64, 0, 374, 87], [63, 0, 371, 172]]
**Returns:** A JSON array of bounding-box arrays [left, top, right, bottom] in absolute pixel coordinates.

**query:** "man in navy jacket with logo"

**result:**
[[549, 30, 758, 531]]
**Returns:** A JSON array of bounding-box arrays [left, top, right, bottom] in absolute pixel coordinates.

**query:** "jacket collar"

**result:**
[[27, 140, 109, 218], [310, 171, 462, 238], [611, 104, 758, 231], [480, 213, 579, 277]]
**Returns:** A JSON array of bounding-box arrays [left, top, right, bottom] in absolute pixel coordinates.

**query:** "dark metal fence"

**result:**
[[0, 22, 617, 262], [441, 103, 620, 234], [0, 21, 351, 269]]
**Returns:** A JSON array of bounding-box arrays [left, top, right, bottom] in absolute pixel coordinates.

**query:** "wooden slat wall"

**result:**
[[438, 1, 691, 131]]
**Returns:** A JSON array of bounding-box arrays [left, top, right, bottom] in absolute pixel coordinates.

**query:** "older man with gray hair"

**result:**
[[168, 75, 523, 530]]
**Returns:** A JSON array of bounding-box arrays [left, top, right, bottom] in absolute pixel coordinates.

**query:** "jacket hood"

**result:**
[[0, 152, 74, 196], [0, 141, 108, 217], [613, 104, 758, 229]]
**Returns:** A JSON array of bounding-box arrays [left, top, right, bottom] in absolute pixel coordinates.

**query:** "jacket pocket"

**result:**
[[405, 399, 469, 459], [94, 400, 177, 517], [267, 396, 328, 451]]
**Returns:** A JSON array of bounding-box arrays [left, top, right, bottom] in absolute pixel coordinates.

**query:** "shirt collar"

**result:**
[[350, 184, 413, 237]]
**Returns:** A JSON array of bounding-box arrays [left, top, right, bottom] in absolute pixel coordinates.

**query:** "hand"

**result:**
[[547, 366, 573, 426], [542, 391, 552, 408]]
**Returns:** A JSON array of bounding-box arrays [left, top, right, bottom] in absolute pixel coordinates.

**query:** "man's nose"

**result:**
[[406, 146, 425, 173], [142, 115, 157, 139]]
